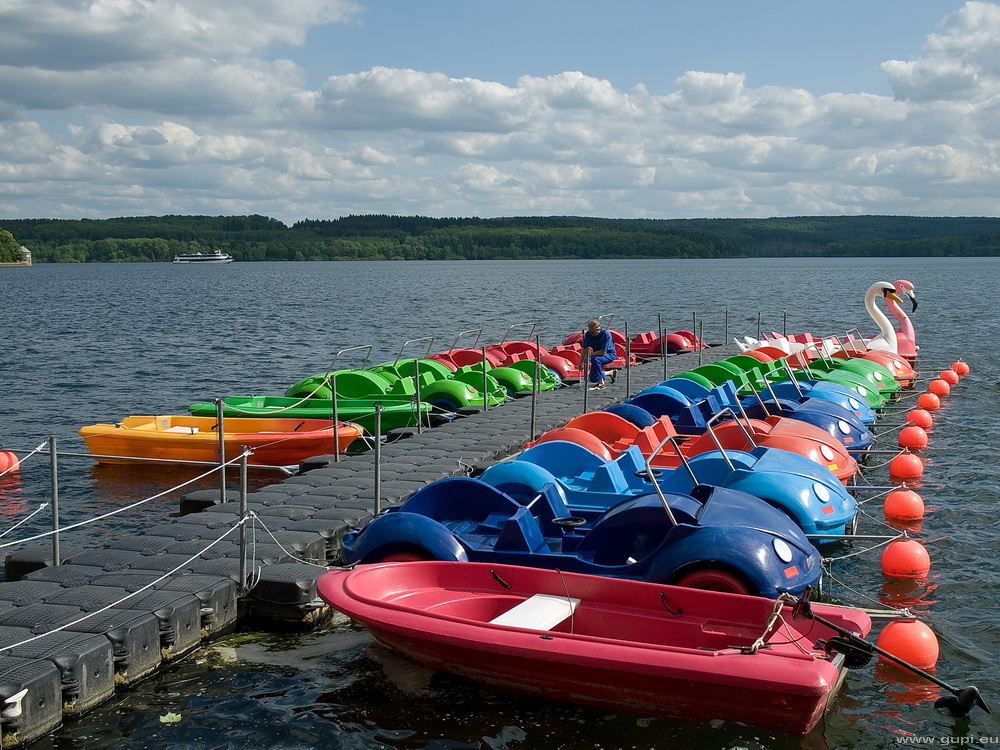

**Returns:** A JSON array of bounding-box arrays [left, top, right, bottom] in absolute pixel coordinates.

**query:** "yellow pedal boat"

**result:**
[[79, 415, 363, 466]]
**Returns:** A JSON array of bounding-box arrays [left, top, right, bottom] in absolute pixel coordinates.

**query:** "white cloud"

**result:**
[[311, 67, 532, 132], [1, 1, 1000, 222], [0, 0, 360, 68], [517, 71, 630, 112], [881, 1, 1000, 102]]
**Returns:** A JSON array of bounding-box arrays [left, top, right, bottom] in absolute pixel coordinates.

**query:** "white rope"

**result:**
[[246, 512, 327, 569], [857, 447, 907, 471], [745, 597, 786, 654], [852, 486, 893, 507], [0, 441, 46, 478], [0, 503, 50, 539], [823, 567, 915, 617], [0, 450, 252, 551], [777, 616, 823, 656], [0, 518, 250, 653], [822, 529, 905, 564], [244, 514, 264, 589]]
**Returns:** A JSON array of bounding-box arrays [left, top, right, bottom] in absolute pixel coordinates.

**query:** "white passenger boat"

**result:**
[[172, 249, 234, 264]]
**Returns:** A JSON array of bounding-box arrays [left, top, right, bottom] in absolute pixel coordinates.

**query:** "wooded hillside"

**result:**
[[3, 214, 999, 262]]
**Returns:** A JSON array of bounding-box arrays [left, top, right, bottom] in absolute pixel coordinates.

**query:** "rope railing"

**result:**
[[0, 517, 256, 654], [0, 450, 251, 552], [0, 441, 45, 478], [0, 503, 50, 540]]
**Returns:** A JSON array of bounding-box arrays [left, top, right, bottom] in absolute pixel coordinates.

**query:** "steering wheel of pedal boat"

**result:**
[[551, 516, 588, 529]]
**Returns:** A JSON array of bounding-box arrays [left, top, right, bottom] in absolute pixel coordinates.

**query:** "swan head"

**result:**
[[892, 280, 918, 313], [876, 283, 905, 305]]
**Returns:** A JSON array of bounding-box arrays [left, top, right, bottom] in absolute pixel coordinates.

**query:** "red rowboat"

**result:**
[[317, 561, 872, 734]]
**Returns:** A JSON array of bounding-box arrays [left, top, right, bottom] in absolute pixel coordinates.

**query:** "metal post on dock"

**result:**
[[656, 314, 664, 373], [661, 325, 668, 381], [332, 373, 341, 460], [414, 360, 423, 423], [624, 321, 631, 398], [783, 309, 788, 337], [481, 346, 489, 412], [724, 309, 729, 344], [216, 400, 227, 505], [581, 333, 589, 413], [698, 320, 705, 367], [373, 404, 383, 515], [757, 312, 762, 340], [49, 437, 59, 567], [238, 448, 248, 597], [530, 336, 540, 439]]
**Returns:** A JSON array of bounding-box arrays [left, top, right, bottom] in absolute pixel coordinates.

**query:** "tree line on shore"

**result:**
[[2, 214, 999, 263]]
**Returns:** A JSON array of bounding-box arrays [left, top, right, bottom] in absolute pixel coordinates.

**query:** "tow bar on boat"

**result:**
[[792, 587, 991, 719]]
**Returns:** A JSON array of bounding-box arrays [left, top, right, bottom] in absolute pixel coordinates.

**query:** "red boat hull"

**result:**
[[318, 561, 871, 734]]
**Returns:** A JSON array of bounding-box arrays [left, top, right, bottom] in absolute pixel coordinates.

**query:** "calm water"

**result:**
[[2, 258, 1000, 749]]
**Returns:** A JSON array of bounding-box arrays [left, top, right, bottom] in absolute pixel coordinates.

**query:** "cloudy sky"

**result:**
[[1, 1, 998, 224]]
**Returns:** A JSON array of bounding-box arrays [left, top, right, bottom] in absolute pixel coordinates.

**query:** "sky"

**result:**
[[1, 1, 999, 224]]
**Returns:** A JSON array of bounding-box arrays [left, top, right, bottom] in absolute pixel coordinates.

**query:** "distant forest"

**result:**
[[3, 214, 1000, 263]]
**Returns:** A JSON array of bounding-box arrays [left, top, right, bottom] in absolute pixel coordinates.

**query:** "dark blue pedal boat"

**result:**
[[340, 475, 823, 598]]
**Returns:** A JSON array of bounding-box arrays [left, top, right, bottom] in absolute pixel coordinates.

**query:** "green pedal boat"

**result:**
[[187, 395, 433, 435]]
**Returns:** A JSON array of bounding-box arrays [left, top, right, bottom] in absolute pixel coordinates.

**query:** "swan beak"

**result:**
[[884, 290, 904, 304]]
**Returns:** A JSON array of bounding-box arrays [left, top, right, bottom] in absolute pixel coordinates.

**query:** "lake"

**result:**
[[2, 257, 999, 749]]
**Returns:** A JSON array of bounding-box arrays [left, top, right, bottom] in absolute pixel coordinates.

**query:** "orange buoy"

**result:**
[[906, 408, 933, 429], [938, 369, 959, 385], [952, 360, 970, 376], [884, 488, 925, 521], [916, 392, 941, 411], [898, 425, 928, 451], [927, 379, 950, 397], [889, 452, 923, 480], [877, 619, 939, 670], [881, 539, 931, 578], [0, 451, 18, 475]]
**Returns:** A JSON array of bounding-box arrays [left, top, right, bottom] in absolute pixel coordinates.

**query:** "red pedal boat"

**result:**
[[318, 561, 872, 734]]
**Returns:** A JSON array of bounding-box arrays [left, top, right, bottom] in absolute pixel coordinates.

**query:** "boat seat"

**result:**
[[402, 477, 520, 522], [575, 501, 674, 566], [519, 441, 632, 495], [489, 593, 579, 631], [495, 507, 549, 553]]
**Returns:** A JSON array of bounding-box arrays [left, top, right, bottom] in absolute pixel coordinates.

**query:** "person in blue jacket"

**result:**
[[579, 319, 617, 388]]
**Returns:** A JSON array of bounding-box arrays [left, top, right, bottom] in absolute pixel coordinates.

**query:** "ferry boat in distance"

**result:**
[[172, 249, 234, 264]]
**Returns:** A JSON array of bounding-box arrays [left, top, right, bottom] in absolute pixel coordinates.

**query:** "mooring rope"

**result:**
[[851, 485, 893, 507], [822, 528, 905, 564], [0, 517, 254, 655], [0, 503, 50, 539], [0, 441, 45, 478], [856, 447, 908, 471], [744, 595, 823, 656], [822, 567, 915, 617], [0, 450, 252, 551], [245, 511, 326, 568]]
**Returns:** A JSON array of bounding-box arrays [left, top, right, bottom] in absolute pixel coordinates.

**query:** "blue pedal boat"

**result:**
[[340, 475, 823, 598], [480, 440, 857, 541]]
